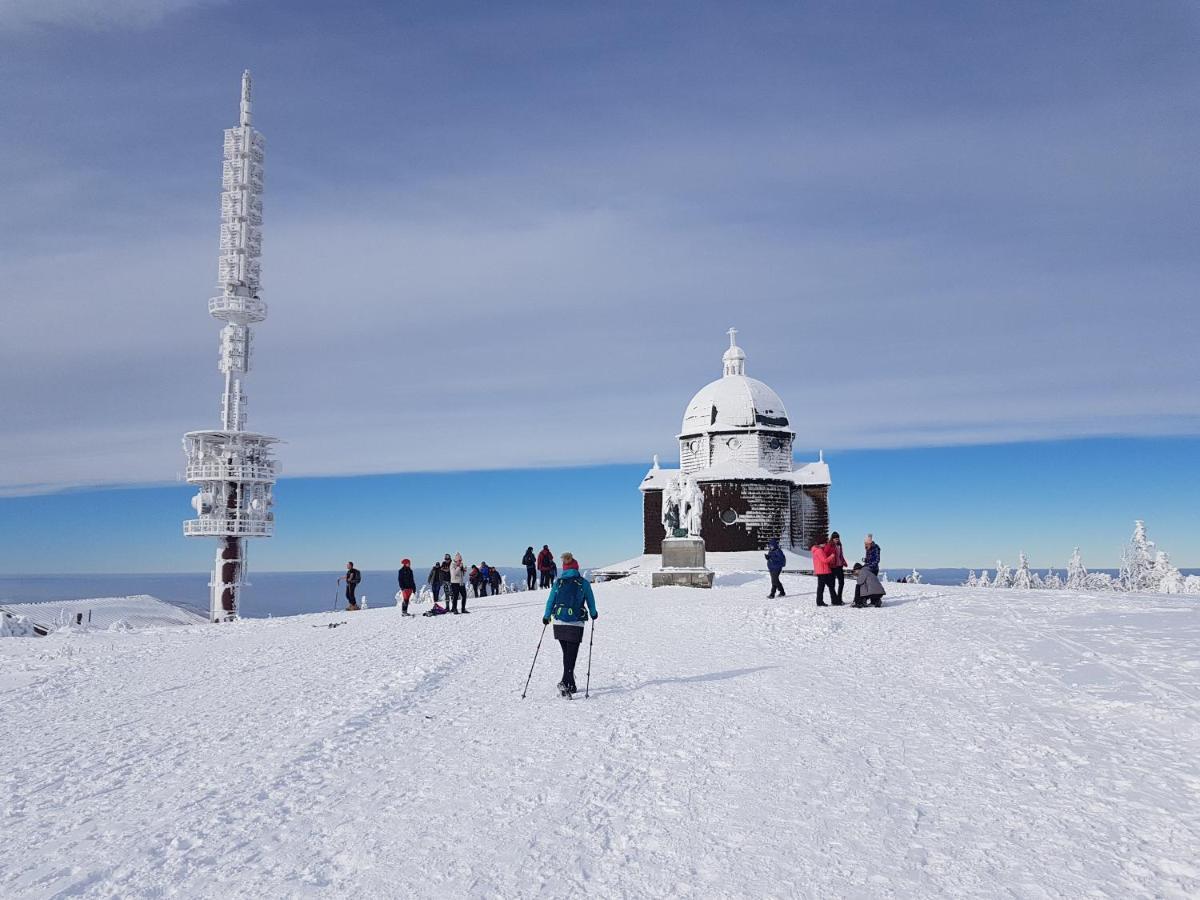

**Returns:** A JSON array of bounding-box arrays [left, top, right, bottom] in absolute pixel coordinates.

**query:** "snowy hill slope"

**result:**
[[2, 576, 1197, 898]]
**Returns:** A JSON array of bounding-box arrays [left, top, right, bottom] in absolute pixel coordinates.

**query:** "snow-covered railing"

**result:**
[[185, 460, 277, 483], [209, 294, 267, 324], [184, 517, 274, 538]]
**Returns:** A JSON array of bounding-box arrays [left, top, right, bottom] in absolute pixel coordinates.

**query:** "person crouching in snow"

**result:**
[[852, 563, 886, 607], [765, 539, 786, 598], [397, 559, 416, 616], [810, 541, 841, 607], [541, 552, 597, 697]]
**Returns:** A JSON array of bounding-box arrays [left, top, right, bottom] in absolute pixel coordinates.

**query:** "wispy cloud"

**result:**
[[0, 0, 221, 33]]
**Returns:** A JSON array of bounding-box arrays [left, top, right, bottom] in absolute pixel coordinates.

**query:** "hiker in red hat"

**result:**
[[396, 559, 416, 617]]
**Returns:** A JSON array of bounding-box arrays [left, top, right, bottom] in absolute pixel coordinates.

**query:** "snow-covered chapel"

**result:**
[[640, 330, 831, 555]]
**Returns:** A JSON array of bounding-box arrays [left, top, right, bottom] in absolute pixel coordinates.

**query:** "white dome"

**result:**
[[680, 374, 790, 435]]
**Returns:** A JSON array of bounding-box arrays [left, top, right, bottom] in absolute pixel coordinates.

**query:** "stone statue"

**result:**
[[679, 475, 704, 537]]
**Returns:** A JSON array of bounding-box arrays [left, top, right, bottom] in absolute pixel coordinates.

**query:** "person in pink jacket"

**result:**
[[825, 531, 848, 604], [810, 540, 842, 607]]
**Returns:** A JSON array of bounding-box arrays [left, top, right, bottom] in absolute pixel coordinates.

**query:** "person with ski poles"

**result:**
[[522, 546, 537, 591], [339, 562, 362, 611], [765, 539, 786, 599], [541, 552, 597, 697], [396, 559, 417, 616]]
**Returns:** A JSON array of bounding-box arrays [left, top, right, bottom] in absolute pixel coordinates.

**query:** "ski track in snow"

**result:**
[[2, 579, 1198, 899]]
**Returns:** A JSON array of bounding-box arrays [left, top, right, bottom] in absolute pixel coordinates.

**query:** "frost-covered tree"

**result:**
[[1151, 550, 1183, 594], [977, 569, 991, 588], [964, 570, 978, 587], [1012, 552, 1034, 589], [993, 560, 1013, 589], [1119, 520, 1157, 591], [1185, 575, 1200, 594], [1086, 572, 1115, 591], [1065, 548, 1089, 591], [909, 569, 923, 584], [1042, 569, 1063, 590], [881, 570, 890, 583]]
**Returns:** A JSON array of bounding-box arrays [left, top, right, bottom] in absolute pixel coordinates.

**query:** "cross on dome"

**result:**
[[722, 327, 746, 377]]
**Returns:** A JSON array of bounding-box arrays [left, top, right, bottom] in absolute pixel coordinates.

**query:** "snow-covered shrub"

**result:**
[[908, 569, 922, 584], [1151, 550, 1184, 594], [1184, 575, 1200, 594], [1119, 520, 1158, 591], [1, 612, 36, 637], [1065, 548, 1089, 591], [977, 570, 991, 588], [1012, 553, 1034, 590], [964, 570, 978, 587], [992, 560, 1013, 589], [1042, 569, 1063, 590], [1086, 572, 1115, 591]]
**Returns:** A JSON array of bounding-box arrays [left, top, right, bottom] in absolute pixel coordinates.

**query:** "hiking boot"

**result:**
[[816, 601, 828, 607], [832, 600, 845, 606]]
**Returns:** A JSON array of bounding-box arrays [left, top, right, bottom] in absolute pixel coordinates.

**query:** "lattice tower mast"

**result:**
[[183, 71, 279, 622]]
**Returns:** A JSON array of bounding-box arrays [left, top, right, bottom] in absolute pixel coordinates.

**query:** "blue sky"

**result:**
[[2, 438, 1196, 573], [0, 3, 1197, 571]]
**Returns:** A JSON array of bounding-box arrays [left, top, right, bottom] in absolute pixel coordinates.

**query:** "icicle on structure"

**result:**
[[183, 71, 279, 623]]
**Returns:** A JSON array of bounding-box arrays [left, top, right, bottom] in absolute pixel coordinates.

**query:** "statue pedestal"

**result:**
[[652, 537, 714, 589]]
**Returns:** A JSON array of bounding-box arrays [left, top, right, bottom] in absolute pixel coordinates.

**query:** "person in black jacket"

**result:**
[[427, 561, 446, 605], [522, 546, 537, 590], [340, 562, 362, 610], [397, 559, 417, 616]]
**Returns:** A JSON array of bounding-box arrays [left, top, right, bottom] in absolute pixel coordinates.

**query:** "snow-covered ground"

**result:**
[[2, 575, 1198, 898]]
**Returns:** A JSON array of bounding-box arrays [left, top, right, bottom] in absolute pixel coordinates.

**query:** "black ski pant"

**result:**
[[449, 583, 466, 611], [816, 574, 837, 605], [557, 634, 582, 689], [432, 582, 442, 604], [346, 584, 357, 606], [830, 567, 845, 603], [768, 569, 785, 598], [526, 566, 537, 590], [471, 583, 480, 598]]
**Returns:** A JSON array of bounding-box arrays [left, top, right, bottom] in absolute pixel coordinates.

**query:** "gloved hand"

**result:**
[[590, 613, 598, 621], [542, 617, 550, 625]]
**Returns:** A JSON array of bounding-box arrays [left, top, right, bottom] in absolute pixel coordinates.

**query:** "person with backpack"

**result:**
[[478, 562, 492, 597], [541, 552, 597, 697], [397, 559, 416, 617], [522, 546, 537, 590], [427, 559, 446, 606], [339, 562, 362, 611], [450, 553, 468, 614], [489, 565, 502, 596], [810, 541, 841, 607], [765, 539, 786, 599], [537, 545, 554, 588], [852, 563, 886, 607], [469, 565, 482, 597]]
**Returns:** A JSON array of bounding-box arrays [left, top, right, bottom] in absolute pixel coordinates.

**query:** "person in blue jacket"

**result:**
[[541, 552, 598, 696], [765, 539, 786, 599]]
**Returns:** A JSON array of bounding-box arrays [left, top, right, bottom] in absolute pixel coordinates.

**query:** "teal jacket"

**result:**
[[543, 570, 597, 625]]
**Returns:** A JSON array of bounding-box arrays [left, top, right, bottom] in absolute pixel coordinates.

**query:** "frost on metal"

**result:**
[[183, 71, 279, 623]]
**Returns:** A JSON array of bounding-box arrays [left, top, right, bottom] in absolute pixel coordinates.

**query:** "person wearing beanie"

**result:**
[[541, 552, 598, 697], [825, 531, 848, 604], [450, 553, 468, 614], [537, 545, 554, 588], [397, 559, 416, 616], [469, 564, 482, 597]]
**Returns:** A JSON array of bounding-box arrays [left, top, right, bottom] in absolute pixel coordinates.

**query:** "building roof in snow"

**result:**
[[0, 595, 207, 633], [679, 331, 791, 436]]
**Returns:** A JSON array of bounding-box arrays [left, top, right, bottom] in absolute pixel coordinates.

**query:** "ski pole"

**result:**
[[332, 582, 341, 612], [521, 622, 548, 699], [584, 619, 594, 699]]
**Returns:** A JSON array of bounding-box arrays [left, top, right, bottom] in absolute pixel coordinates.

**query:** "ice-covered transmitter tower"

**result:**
[[183, 71, 279, 622]]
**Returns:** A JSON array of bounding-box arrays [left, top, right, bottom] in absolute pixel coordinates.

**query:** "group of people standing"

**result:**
[[764, 533, 886, 608], [523, 545, 559, 590]]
